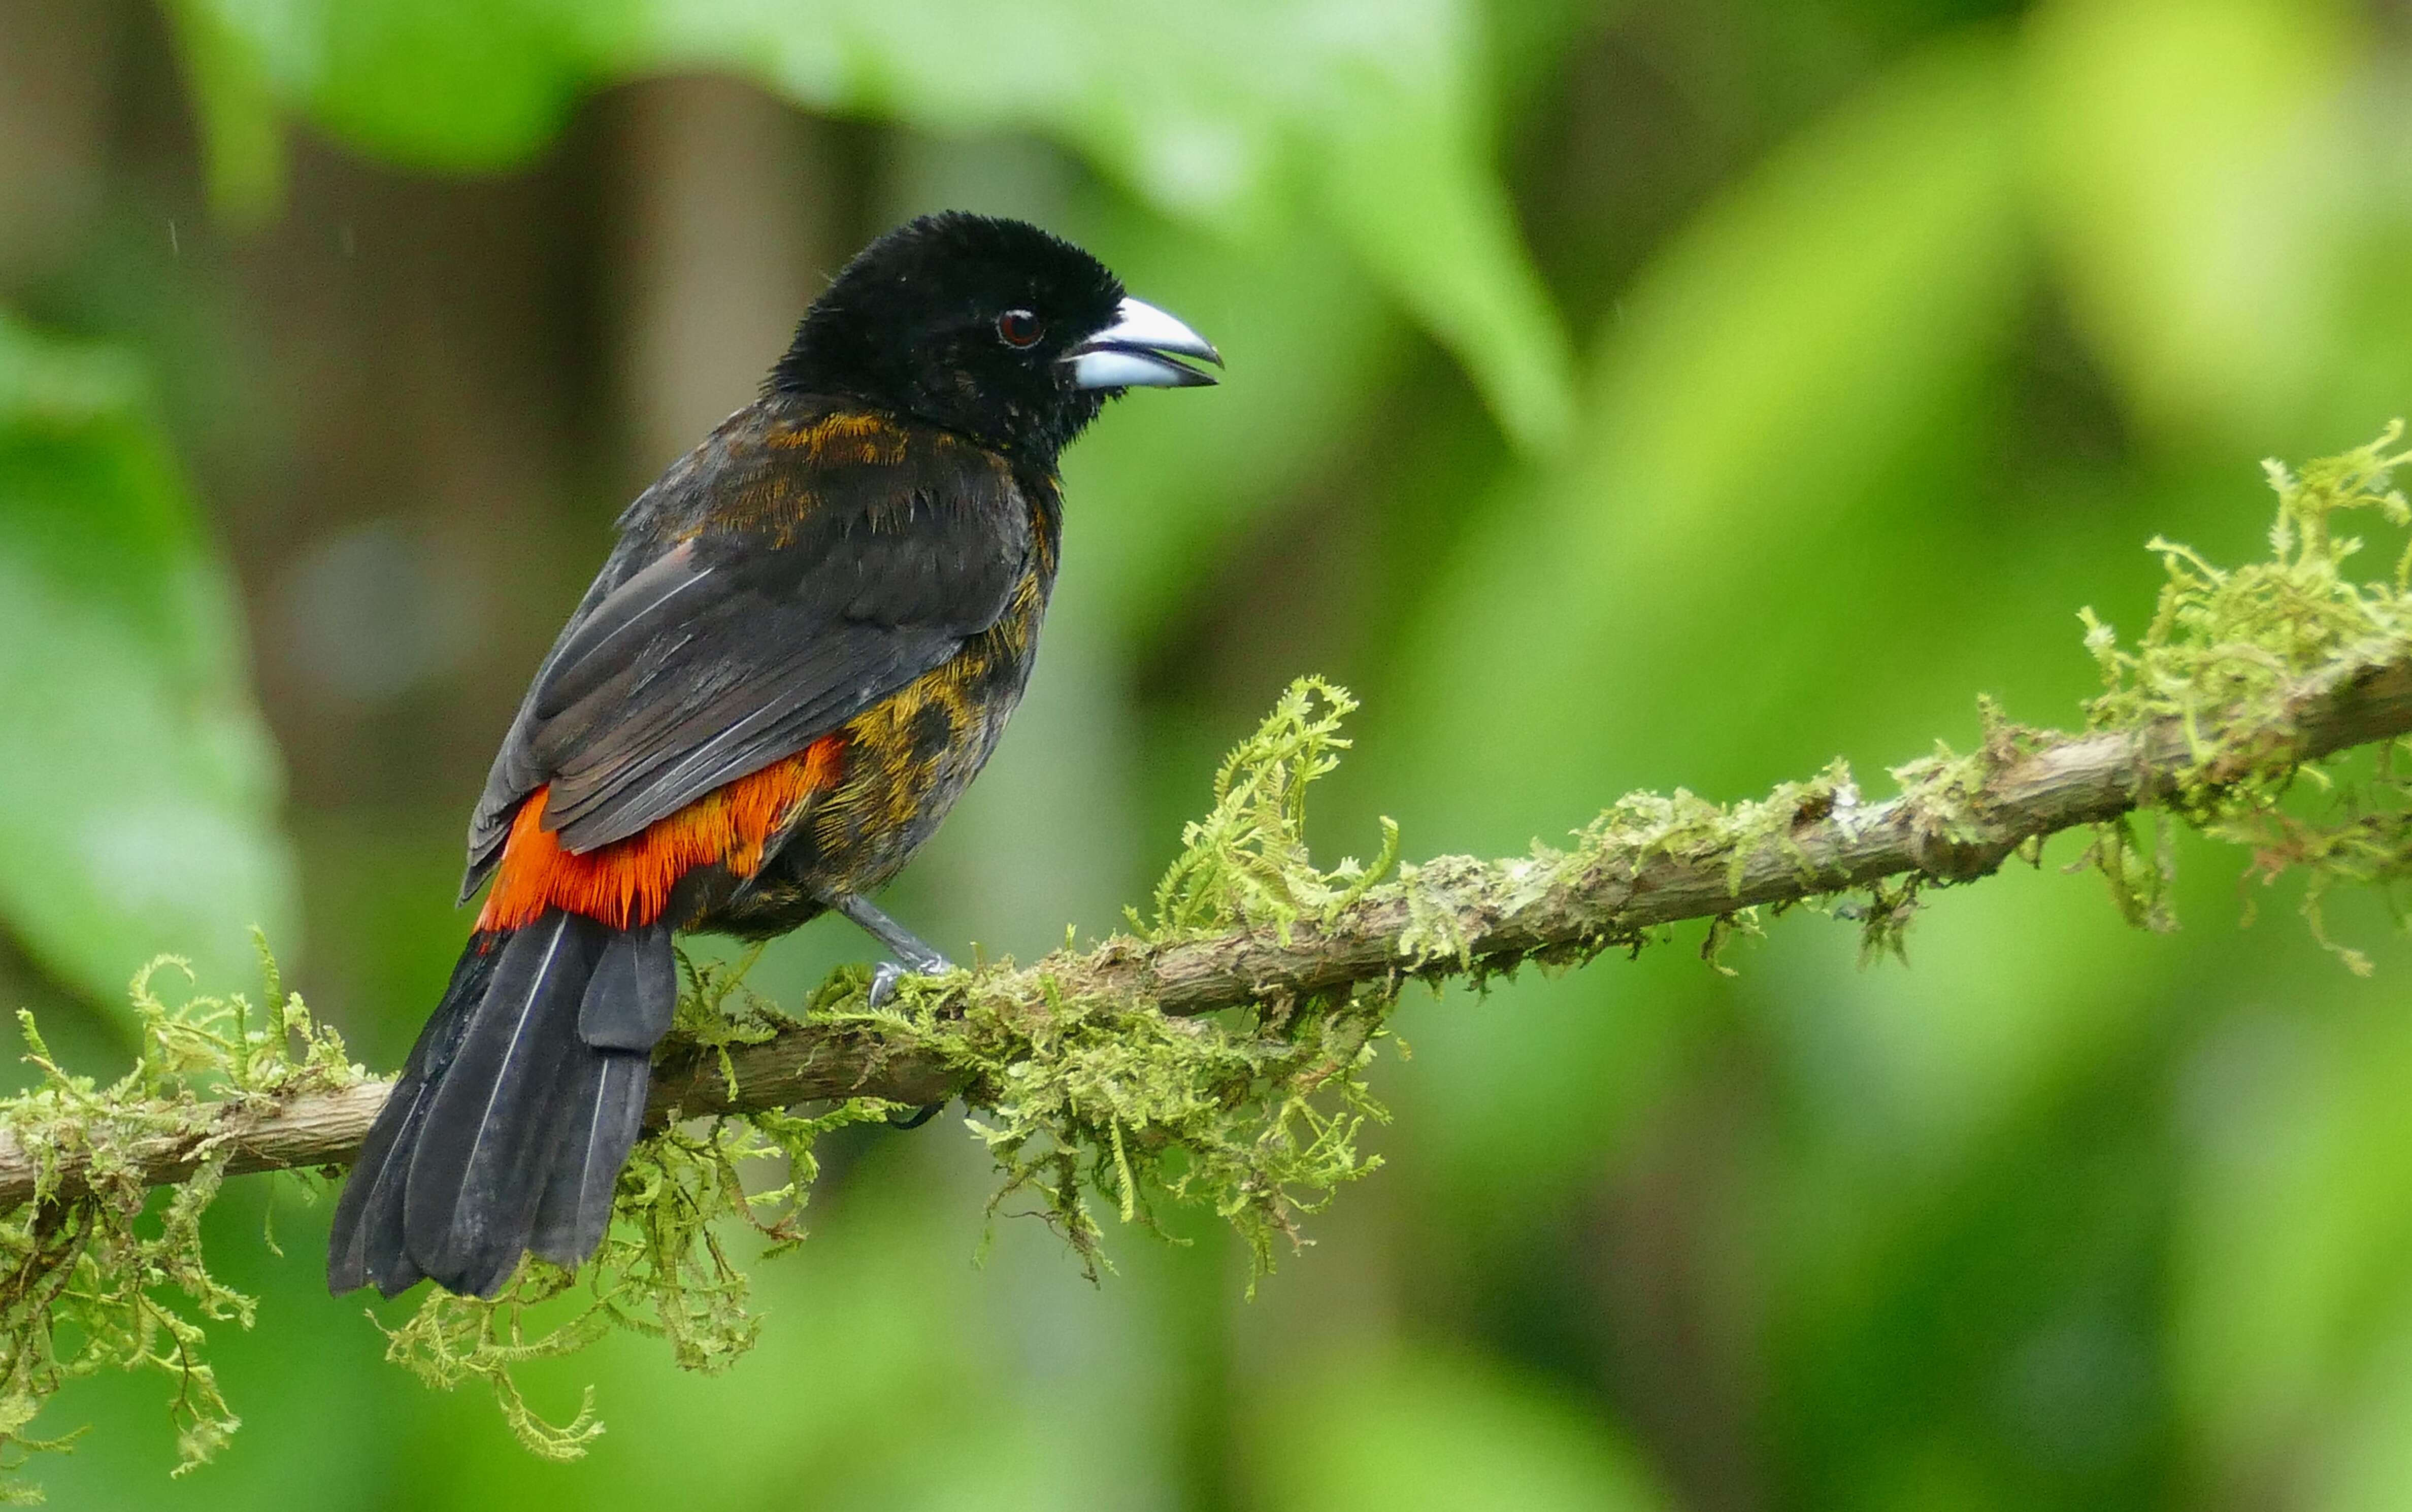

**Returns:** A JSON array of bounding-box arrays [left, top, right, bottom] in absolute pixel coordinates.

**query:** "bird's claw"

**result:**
[[867, 960, 908, 1009], [865, 953, 953, 1010]]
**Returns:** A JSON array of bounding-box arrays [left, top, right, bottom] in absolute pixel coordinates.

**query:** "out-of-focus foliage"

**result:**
[[166, 0, 1576, 449], [1383, 32, 2028, 845], [1251, 1346, 1671, 1512], [2024, 0, 2412, 443], [0, 316, 293, 1002]]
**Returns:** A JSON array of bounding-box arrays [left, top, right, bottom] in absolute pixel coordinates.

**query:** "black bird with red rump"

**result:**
[[327, 212, 1220, 1299]]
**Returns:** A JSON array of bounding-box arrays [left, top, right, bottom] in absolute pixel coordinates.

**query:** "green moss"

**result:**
[[1532, 423, 2412, 969], [2084, 427, 2412, 747], [1139, 677, 1400, 940], [865, 676, 1400, 1284], [0, 938, 356, 1499], [2076, 422, 2412, 959]]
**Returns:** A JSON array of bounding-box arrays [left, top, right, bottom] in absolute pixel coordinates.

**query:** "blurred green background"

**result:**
[[7, 0, 2412, 1506]]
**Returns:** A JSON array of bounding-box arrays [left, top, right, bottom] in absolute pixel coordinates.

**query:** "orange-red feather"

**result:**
[[477, 735, 846, 931]]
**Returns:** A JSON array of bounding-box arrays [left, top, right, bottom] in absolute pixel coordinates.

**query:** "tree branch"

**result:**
[[5, 645, 2408, 1212]]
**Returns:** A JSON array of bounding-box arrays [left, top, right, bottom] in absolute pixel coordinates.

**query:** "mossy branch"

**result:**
[[7, 424, 2412, 1491], [6, 640, 2404, 1217]]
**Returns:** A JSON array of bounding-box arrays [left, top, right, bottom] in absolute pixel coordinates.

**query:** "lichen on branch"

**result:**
[[2073, 423, 2412, 962], [5, 428, 2412, 1494], [0, 947, 358, 1496]]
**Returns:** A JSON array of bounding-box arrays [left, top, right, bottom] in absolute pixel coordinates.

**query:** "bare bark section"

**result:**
[[5, 651, 2407, 1211]]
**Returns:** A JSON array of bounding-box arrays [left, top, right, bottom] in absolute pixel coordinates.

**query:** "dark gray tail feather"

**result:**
[[326, 912, 678, 1299], [325, 938, 498, 1297]]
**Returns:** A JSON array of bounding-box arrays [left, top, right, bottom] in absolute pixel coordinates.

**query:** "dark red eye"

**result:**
[[997, 309, 1045, 348]]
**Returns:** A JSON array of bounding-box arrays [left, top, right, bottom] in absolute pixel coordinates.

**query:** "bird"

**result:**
[[326, 212, 1220, 1300]]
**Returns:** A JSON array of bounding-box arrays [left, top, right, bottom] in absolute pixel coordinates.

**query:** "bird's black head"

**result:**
[[769, 212, 1218, 462]]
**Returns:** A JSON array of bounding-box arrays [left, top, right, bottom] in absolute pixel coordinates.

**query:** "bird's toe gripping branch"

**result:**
[[824, 889, 956, 1124]]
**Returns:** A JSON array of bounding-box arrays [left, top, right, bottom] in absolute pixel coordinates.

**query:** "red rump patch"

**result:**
[[477, 736, 846, 931]]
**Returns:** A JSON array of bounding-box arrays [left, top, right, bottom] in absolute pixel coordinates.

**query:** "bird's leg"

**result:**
[[826, 891, 953, 982], [821, 890, 955, 1129]]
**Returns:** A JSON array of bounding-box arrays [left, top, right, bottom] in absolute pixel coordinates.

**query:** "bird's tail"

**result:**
[[327, 909, 677, 1298]]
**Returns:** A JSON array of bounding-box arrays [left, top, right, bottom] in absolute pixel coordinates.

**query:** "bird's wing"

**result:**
[[462, 416, 1032, 894]]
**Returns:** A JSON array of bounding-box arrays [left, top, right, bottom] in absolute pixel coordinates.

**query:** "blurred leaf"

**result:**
[[158, 0, 289, 221], [2173, 999, 2412, 1480], [2021, 0, 2390, 445], [1251, 1344, 1669, 1512], [1377, 31, 2029, 851], [1301, 14, 1575, 451], [1058, 197, 1401, 639], [2301, 1314, 2412, 1512], [0, 312, 295, 1000], [174, 0, 1573, 448]]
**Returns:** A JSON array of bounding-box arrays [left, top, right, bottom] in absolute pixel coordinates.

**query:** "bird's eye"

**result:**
[[997, 309, 1045, 348]]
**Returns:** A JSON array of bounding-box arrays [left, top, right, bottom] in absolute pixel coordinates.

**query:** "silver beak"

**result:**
[[1067, 296, 1221, 389]]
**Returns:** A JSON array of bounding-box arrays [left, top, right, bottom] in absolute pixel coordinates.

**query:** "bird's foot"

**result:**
[[865, 953, 955, 1010], [867, 959, 907, 1009]]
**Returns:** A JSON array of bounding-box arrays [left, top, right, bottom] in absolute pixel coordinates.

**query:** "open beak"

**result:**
[[1067, 297, 1222, 389]]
